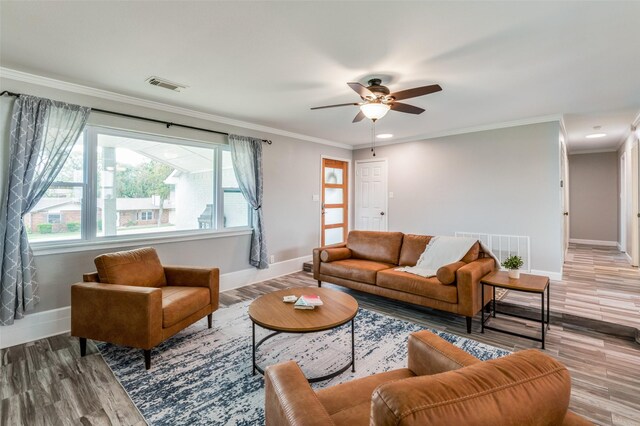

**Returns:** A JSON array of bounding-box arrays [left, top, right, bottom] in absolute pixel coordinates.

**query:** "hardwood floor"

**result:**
[[503, 244, 640, 333], [1, 245, 639, 425]]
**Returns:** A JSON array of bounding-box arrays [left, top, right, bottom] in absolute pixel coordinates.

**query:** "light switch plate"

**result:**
[[312, 194, 319, 201], [389, 192, 394, 198]]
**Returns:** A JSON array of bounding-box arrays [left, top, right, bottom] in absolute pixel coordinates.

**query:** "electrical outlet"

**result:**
[[269, 255, 275, 264]]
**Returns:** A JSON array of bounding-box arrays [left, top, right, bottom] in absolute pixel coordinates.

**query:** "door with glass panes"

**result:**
[[321, 158, 348, 246]]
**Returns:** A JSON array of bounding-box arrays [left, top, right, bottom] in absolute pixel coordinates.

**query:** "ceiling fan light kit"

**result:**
[[360, 102, 390, 121]]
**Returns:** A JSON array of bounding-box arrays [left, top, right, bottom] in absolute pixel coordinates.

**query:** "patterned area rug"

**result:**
[[98, 302, 509, 425]]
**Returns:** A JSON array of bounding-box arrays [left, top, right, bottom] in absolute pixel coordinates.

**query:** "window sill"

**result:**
[[31, 228, 253, 256]]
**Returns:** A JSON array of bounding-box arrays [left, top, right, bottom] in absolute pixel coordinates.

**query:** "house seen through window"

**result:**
[[27, 127, 250, 244]]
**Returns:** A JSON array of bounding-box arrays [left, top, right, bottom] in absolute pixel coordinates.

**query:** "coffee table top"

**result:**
[[248, 287, 358, 332], [481, 271, 549, 293]]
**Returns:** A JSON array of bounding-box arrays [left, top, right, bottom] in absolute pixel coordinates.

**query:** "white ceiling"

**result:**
[[1, 2, 639, 152]]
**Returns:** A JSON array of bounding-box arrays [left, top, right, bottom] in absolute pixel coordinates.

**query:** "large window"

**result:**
[[26, 126, 251, 245]]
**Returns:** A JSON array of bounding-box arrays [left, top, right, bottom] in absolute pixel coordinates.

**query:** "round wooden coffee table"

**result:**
[[248, 287, 358, 383]]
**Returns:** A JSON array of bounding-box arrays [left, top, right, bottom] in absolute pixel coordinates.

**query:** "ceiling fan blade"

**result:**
[[390, 102, 425, 114], [347, 82, 375, 99], [352, 110, 366, 122], [391, 84, 442, 101], [310, 102, 360, 110]]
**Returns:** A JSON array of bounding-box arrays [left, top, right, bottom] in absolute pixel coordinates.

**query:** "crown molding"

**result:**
[[352, 114, 564, 150], [0, 67, 353, 150], [614, 108, 640, 151]]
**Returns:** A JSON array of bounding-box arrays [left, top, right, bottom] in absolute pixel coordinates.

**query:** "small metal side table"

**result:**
[[480, 271, 550, 349]]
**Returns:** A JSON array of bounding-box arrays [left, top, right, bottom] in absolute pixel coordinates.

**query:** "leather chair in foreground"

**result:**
[[265, 330, 592, 426], [71, 247, 219, 369]]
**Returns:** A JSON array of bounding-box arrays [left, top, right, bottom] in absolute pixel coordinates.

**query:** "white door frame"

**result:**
[[355, 158, 389, 231], [560, 139, 569, 260], [631, 140, 639, 266], [319, 155, 352, 246], [620, 152, 627, 253]]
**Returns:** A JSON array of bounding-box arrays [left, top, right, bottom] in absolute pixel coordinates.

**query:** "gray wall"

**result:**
[[568, 152, 618, 242], [353, 122, 563, 273], [0, 77, 351, 313]]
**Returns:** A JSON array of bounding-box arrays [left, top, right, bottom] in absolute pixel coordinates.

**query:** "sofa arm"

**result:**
[[373, 349, 571, 425], [313, 243, 347, 279], [264, 361, 334, 426], [164, 266, 220, 309], [456, 257, 496, 317], [71, 282, 163, 349], [408, 330, 480, 376]]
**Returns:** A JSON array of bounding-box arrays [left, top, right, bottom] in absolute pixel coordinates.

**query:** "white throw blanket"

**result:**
[[398, 236, 500, 278]]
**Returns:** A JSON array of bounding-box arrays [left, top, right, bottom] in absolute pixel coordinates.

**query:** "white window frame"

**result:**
[[30, 125, 252, 255], [138, 211, 154, 221], [46, 213, 62, 224]]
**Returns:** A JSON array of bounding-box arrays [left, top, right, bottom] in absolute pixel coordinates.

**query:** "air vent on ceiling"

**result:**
[[146, 76, 187, 92]]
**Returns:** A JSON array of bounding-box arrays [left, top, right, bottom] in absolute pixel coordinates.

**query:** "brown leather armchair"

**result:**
[[71, 247, 219, 369], [265, 330, 593, 426]]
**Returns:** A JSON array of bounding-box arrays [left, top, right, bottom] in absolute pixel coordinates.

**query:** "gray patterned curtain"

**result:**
[[0, 95, 90, 325], [229, 134, 268, 269]]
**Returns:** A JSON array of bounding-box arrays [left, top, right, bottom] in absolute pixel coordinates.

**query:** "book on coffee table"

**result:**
[[300, 295, 323, 306], [294, 297, 315, 310]]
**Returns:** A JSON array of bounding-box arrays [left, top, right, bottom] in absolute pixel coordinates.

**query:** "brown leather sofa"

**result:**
[[314, 231, 495, 332], [71, 247, 219, 369], [265, 330, 592, 426]]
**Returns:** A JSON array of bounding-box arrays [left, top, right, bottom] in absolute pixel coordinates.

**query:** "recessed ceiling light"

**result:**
[[376, 133, 393, 139], [586, 133, 607, 139]]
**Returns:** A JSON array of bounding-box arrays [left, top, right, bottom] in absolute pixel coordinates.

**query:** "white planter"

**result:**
[[508, 269, 520, 279]]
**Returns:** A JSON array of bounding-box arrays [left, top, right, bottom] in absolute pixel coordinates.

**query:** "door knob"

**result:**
[[380, 212, 385, 216]]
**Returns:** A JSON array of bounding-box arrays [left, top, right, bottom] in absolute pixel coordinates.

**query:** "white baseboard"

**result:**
[[617, 243, 623, 251], [529, 269, 563, 281], [569, 238, 618, 247], [624, 252, 633, 263], [219, 255, 312, 292], [0, 307, 71, 349], [0, 255, 311, 349]]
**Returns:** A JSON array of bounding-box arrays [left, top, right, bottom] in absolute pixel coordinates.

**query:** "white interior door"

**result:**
[[355, 160, 388, 231]]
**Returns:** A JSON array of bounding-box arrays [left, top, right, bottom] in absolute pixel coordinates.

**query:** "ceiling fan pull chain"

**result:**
[[371, 121, 376, 157]]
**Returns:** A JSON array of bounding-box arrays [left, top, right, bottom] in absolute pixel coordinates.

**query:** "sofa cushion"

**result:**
[[398, 234, 432, 266], [346, 231, 404, 264], [377, 269, 458, 303], [461, 241, 481, 263], [316, 368, 415, 426], [95, 247, 166, 287], [320, 247, 352, 262], [320, 259, 395, 284], [161, 286, 210, 328]]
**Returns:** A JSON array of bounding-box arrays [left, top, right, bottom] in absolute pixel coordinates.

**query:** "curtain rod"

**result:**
[[0, 90, 272, 144]]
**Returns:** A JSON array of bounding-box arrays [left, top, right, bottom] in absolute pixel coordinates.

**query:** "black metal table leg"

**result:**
[[252, 322, 256, 375], [547, 283, 550, 330], [351, 318, 355, 372], [481, 283, 485, 333], [492, 286, 496, 317], [541, 291, 545, 349]]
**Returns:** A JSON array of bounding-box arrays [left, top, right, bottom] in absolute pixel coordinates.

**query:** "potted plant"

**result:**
[[502, 255, 524, 279]]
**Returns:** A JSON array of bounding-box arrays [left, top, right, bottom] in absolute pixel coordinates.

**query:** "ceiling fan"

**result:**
[[311, 78, 442, 122]]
